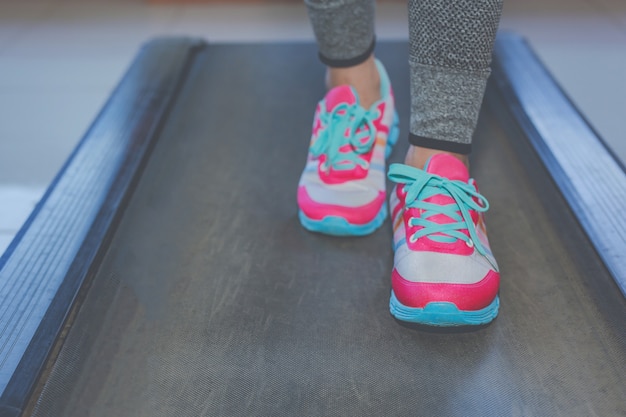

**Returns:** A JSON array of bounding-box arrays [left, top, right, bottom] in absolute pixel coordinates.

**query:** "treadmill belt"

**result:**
[[31, 43, 625, 416]]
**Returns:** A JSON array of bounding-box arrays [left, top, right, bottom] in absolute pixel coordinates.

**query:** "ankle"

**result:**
[[326, 55, 381, 109], [404, 145, 470, 171]]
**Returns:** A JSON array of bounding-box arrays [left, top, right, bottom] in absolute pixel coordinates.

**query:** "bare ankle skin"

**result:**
[[325, 54, 381, 109], [404, 145, 470, 171]]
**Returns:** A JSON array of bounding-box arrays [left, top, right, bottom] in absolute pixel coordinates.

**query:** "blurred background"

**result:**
[[0, 0, 624, 254]]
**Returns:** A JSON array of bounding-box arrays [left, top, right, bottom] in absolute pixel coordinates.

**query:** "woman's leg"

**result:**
[[388, 0, 504, 326], [406, 0, 503, 168], [298, 0, 400, 236], [304, 0, 380, 107]]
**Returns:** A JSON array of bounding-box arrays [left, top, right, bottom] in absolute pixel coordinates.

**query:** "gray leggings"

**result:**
[[304, 0, 503, 154]]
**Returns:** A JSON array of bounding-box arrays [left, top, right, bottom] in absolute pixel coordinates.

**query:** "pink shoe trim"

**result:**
[[391, 188, 404, 221], [318, 153, 373, 185], [324, 86, 357, 111], [372, 102, 390, 134], [312, 95, 389, 185], [403, 207, 474, 256], [391, 269, 500, 311], [297, 186, 385, 225]]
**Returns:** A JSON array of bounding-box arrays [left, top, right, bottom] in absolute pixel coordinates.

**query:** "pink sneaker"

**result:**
[[297, 60, 399, 236], [387, 154, 500, 326]]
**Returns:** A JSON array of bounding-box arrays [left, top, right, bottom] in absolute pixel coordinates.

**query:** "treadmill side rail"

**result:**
[[0, 38, 206, 415]]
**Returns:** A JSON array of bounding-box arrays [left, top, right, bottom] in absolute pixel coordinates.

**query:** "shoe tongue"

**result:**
[[420, 154, 470, 234], [424, 153, 469, 182], [325, 85, 358, 112]]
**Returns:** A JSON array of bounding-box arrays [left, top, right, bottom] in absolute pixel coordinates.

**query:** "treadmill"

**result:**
[[1, 34, 625, 416]]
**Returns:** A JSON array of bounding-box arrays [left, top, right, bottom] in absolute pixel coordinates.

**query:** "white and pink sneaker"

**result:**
[[387, 154, 500, 326], [297, 60, 399, 236]]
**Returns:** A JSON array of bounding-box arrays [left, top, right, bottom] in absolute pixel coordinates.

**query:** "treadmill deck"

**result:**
[[19, 42, 626, 416]]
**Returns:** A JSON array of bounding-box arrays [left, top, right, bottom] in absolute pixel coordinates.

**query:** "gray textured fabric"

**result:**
[[408, 0, 502, 71], [305, 0, 503, 148], [409, 62, 490, 146], [409, 0, 503, 146], [304, 0, 375, 63]]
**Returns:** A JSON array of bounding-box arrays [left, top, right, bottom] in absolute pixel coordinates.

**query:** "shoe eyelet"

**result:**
[[409, 235, 418, 244], [466, 239, 474, 248]]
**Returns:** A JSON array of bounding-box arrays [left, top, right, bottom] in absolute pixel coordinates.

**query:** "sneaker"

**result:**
[[387, 154, 500, 326], [297, 60, 399, 236]]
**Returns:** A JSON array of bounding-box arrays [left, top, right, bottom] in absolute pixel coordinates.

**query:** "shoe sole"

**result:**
[[389, 291, 499, 327], [298, 112, 399, 237], [299, 202, 388, 236]]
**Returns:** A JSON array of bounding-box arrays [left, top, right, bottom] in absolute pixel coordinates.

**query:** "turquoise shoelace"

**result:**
[[388, 163, 490, 258], [310, 101, 378, 171]]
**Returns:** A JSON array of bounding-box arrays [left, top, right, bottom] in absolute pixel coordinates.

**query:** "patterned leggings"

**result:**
[[304, 0, 503, 154]]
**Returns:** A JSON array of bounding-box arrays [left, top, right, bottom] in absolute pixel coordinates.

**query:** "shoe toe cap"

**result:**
[[392, 250, 500, 310], [297, 185, 385, 225]]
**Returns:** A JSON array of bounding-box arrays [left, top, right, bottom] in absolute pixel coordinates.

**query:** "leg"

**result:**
[[388, 0, 503, 326], [406, 0, 503, 169], [298, 0, 400, 236], [304, 0, 380, 107]]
